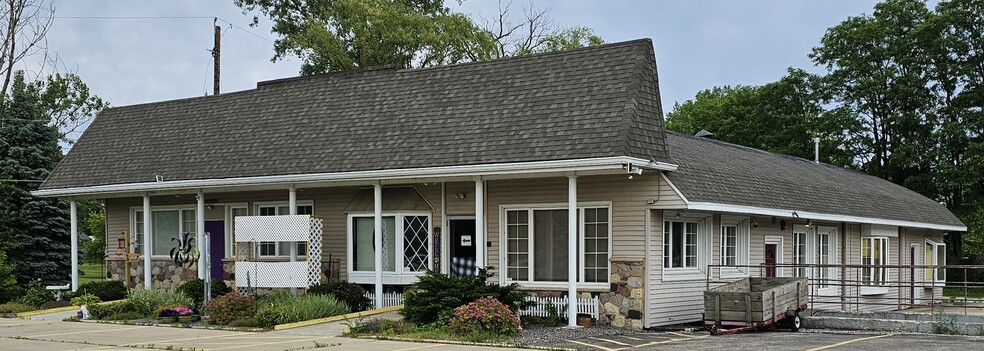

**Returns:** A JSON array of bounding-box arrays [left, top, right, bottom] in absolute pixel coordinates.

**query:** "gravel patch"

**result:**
[[516, 324, 649, 345]]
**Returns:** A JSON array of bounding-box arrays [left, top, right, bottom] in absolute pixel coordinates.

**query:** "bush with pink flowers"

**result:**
[[448, 296, 521, 338]]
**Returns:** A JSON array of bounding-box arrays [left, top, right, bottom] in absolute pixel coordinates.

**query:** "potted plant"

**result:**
[[158, 308, 179, 323], [70, 294, 100, 320], [175, 306, 199, 323]]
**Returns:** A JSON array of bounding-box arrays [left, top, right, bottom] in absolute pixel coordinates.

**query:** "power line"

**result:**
[[50, 15, 276, 44], [215, 17, 275, 43]]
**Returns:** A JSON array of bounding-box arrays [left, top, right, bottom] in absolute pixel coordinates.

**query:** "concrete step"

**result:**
[[804, 310, 984, 336]]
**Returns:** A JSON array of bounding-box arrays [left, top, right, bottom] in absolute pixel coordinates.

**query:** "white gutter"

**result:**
[[686, 201, 967, 232], [33, 156, 677, 198]]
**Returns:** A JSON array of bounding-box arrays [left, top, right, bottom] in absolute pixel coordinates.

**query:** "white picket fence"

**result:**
[[365, 292, 404, 308], [363, 292, 600, 319], [520, 295, 600, 319]]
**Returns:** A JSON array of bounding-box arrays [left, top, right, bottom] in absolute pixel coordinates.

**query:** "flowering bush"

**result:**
[[158, 308, 178, 318], [174, 306, 196, 316], [203, 292, 259, 325], [448, 296, 521, 338]]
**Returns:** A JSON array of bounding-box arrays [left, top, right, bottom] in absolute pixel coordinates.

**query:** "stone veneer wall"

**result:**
[[106, 259, 235, 290], [599, 258, 645, 329]]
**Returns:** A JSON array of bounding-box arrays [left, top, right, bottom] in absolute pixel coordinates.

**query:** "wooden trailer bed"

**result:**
[[704, 277, 808, 335]]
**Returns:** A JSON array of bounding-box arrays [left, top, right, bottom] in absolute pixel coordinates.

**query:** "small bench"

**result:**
[[46, 284, 70, 301]]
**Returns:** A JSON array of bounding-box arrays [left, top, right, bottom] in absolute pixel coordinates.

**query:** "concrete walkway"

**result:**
[[271, 310, 404, 336]]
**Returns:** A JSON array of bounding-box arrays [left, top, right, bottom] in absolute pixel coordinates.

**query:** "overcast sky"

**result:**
[[26, 0, 887, 140]]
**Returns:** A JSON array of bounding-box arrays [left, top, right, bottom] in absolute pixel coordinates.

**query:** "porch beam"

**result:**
[[70, 200, 79, 292], [567, 175, 578, 327], [289, 186, 298, 295], [475, 179, 485, 271], [373, 183, 383, 308], [143, 194, 152, 289], [197, 191, 205, 279]]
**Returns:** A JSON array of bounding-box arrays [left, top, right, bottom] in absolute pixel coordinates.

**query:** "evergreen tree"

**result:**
[[0, 71, 70, 286]]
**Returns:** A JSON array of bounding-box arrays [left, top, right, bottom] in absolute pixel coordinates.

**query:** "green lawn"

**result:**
[[79, 263, 106, 284], [943, 286, 984, 299]]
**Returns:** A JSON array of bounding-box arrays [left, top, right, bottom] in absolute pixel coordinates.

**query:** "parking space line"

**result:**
[[204, 336, 334, 350], [589, 336, 633, 346], [667, 332, 698, 339], [805, 334, 893, 351], [391, 344, 443, 351], [569, 339, 625, 351], [630, 335, 709, 348], [622, 336, 644, 341]]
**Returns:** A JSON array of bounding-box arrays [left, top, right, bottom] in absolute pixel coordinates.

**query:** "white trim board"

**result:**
[[685, 202, 966, 232], [34, 156, 678, 198]]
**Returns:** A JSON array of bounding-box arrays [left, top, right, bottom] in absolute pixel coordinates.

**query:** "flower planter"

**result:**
[[158, 316, 177, 323], [177, 315, 200, 323], [576, 313, 593, 327]]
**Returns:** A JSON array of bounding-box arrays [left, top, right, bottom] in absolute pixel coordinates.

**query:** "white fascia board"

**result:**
[[686, 201, 967, 232], [33, 156, 677, 198]]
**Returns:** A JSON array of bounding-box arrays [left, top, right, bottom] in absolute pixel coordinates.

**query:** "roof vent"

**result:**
[[695, 130, 714, 139]]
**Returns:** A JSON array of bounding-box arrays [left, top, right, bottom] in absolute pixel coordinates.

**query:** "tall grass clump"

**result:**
[[127, 289, 194, 317], [255, 293, 349, 327]]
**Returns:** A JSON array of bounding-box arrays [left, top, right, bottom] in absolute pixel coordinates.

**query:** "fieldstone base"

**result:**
[[599, 258, 645, 329], [106, 259, 235, 290]]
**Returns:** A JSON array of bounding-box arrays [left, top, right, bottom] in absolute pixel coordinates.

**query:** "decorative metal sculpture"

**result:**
[[170, 232, 200, 267]]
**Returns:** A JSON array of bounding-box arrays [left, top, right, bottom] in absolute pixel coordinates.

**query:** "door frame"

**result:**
[[205, 220, 226, 281], [764, 236, 784, 277], [910, 243, 920, 305]]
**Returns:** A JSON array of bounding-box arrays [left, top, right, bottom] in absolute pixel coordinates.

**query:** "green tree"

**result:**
[[666, 69, 855, 166], [0, 71, 70, 286], [82, 205, 105, 265], [235, 0, 603, 75], [0, 251, 18, 303]]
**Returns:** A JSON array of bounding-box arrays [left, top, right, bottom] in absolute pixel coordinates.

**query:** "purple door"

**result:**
[[205, 221, 225, 281]]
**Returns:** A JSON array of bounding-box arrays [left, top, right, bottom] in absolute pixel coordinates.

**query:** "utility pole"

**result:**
[[212, 18, 221, 95]]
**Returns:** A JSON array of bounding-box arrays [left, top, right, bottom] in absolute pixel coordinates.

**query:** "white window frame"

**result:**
[[130, 205, 197, 258], [861, 236, 889, 295], [792, 225, 811, 278], [346, 211, 433, 285], [227, 204, 249, 260], [925, 239, 946, 287], [254, 201, 313, 258], [662, 211, 712, 282], [498, 202, 612, 290], [815, 226, 839, 296], [719, 215, 750, 279]]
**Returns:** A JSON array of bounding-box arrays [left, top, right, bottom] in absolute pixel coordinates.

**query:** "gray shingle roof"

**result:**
[[664, 131, 964, 228], [40, 39, 669, 190]]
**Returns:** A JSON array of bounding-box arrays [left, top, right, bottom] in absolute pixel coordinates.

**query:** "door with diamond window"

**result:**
[[403, 216, 430, 272]]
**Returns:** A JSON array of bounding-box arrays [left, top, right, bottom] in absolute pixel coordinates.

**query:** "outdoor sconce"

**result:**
[[455, 192, 466, 199], [751, 221, 759, 228]]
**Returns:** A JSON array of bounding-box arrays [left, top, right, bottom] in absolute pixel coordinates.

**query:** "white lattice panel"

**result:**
[[235, 215, 311, 241], [307, 217, 323, 286], [236, 262, 309, 288]]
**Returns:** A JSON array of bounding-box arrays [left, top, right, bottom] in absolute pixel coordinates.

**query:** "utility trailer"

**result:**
[[704, 277, 808, 335]]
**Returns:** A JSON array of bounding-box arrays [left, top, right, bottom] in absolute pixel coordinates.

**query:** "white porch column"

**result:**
[[567, 175, 578, 327], [143, 194, 152, 289], [474, 179, 485, 271], [373, 183, 383, 308], [70, 200, 79, 292], [289, 186, 298, 295], [197, 191, 205, 279]]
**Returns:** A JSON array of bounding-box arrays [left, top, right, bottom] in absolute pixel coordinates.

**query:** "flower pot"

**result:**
[[158, 316, 177, 323], [576, 313, 593, 327]]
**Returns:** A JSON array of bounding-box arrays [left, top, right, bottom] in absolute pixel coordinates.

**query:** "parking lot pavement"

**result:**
[[0, 317, 513, 351], [546, 329, 984, 351]]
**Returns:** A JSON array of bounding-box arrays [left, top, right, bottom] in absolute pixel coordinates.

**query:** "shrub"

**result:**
[[448, 297, 521, 338], [70, 294, 101, 307], [176, 279, 231, 307], [69, 280, 127, 301], [350, 317, 415, 335], [204, 292, 259, 325], [255, 294, 349, 328], [228, 316, 263, 328], [87, 300, 136, 320], [401, 267, 532, 326], [0, 252, 19, 304], [41, 300, 71, 309], [0, 303, 35, 313], [307, 282, 373, 312], [127, 289, 194, 317], [15, 282, 54, 308]]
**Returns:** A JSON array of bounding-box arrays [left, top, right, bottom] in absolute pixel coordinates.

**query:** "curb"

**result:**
[[15, 300, 125, 318], [273, 305, 403, 330]]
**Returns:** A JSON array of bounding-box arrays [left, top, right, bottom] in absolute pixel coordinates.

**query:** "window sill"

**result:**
[[348, 271, 424, 285], [720, 268, 748, 280], [860, 286, 888, 296], [662, 269, 706, 282], [816, 288, 840, 297]]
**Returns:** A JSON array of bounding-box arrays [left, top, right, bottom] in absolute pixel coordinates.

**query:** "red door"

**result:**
[[765, 243, 777, 277]]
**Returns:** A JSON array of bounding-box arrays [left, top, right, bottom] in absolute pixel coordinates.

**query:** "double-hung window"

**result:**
[[793, 226, 810, 278], [925, 239, 946, 286], [502, 205, 610, 286], [861, 237, 889, 287], [255, 202, 313, 258], [720, 216, 750, 278], [133, 208, 196, 256], [663, 211, 711, 281], [348, 213, 431, 282]]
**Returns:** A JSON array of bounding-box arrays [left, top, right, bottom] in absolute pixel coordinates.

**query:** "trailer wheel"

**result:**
[[788, 312, 801, 332]]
